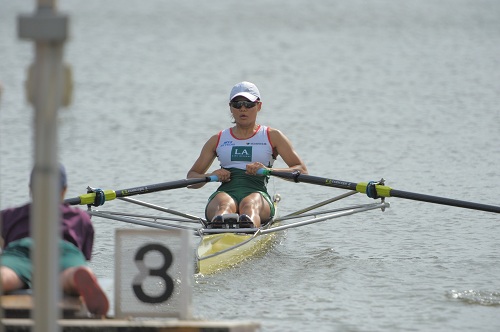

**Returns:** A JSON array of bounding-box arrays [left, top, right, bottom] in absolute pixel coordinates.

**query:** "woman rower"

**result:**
[[187, 81, 308, 228]]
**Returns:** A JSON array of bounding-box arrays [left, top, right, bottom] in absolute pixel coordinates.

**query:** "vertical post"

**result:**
[[18, 1, 71, 331], [0, 82, 4, 332]]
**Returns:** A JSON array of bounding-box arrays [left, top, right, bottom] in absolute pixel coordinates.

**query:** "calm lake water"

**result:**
[[1, 0, 499, 331]]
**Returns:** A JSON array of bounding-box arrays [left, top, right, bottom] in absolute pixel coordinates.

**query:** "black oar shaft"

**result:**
[[264, 170, 500, 214], [113, 178, 208, 198], [65, 176, 216, 206], [390, 189, 500, 214], [65, 196, 83, 205], [266, 170, 358, 191]]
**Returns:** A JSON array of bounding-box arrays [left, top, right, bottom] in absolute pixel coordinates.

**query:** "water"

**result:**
[[1, 0, 499, 331]]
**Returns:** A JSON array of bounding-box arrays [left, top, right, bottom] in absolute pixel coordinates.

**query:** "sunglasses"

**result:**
[[229, 101, 259, 109]]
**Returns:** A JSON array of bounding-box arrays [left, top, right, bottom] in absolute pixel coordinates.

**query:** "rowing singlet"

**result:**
[[209, 125, 277, 218], [216, 125, 275, 169]]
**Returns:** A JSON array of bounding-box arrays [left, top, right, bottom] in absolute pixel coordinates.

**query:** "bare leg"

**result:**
[[206, 192, 238, 221], [0, 266, 25, 293], [239, 193, 271, 228]]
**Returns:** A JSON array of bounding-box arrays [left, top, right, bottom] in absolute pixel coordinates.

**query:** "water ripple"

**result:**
[[447, 290, 500, 306]]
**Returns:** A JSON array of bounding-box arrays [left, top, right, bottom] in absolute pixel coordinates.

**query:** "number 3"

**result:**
[[132, 243, 174, 303]]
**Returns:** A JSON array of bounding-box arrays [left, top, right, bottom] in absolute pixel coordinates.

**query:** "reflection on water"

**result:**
[[448, 290, 500, 307]]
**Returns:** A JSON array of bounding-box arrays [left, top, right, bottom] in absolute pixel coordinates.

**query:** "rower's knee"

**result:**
[[241, 194, 269, 211], [239, 194, 271, 227], [206, 193, 237, 219]]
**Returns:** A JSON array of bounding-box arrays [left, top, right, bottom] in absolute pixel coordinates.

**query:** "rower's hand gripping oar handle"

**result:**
[[65, 175, 219, 206]]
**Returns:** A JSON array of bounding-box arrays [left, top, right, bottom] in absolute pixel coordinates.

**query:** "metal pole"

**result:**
[[18, 1, 71, 331], [0, 81, 4, 332]]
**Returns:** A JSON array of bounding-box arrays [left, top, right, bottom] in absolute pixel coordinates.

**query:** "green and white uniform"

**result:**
[[207, 125, 276, 219]]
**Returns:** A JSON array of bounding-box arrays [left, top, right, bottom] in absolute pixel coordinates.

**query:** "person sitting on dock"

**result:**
[[0, 164, 109, 317], [187, 81, 308, 228]]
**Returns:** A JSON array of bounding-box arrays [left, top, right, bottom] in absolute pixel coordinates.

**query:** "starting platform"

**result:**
[[1, 294, 260, 332], [1, 294, 87, 319], [1, 229, 261, 331], [2, 318, 260, 332], [1, 278, 260, 332]]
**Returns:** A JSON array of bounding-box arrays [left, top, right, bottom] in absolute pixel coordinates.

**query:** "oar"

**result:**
[[258, 169, 500, 214], [65, 176, 218, 206]]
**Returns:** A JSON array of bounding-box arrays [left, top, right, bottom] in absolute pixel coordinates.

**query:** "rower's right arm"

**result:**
[[187, 134, 229, 188]]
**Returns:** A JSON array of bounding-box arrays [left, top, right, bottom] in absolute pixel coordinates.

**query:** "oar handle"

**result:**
[[256, 168, 270, 176], [207, 175, 219, 182]]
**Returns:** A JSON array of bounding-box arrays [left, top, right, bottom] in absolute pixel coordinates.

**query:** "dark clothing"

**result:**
[[1, 203, 94, 260]]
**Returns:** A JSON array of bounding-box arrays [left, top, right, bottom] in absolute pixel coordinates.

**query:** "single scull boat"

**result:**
[[65, 171, 499, 274]]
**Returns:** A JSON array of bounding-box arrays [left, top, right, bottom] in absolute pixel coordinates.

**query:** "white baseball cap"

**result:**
[[229, 81, 261, 102]]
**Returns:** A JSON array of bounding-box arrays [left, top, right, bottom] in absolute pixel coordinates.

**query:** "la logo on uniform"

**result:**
[[231, 146, 252, 162]]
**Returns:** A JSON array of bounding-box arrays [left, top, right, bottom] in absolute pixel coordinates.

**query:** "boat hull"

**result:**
[[196, 230, 277, 274]]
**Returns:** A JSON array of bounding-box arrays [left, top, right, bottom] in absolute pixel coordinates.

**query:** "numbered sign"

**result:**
[[114, 228, 192, 319]]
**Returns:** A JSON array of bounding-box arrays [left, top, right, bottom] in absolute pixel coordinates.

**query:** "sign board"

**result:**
[[114, 228, 192, 319]]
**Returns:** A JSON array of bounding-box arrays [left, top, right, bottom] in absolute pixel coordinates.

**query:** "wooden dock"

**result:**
[[2, 319, 260, 332], [1, 295, 260, 332], [1, 294, 84, 319]]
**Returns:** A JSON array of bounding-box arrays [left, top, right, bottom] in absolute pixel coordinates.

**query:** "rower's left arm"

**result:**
[[186, 134, 219, 188], [269, 129, 308, 174]]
